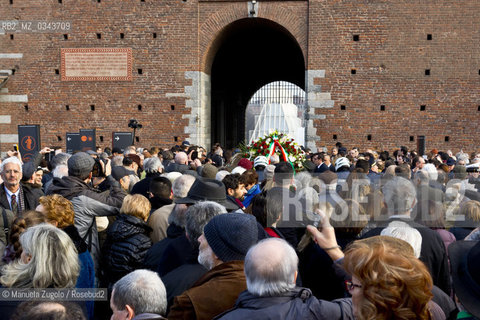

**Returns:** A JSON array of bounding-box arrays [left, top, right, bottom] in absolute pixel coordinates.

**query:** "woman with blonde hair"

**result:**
[[100, 194, 152, 289], [1, 223, 79, 288], [36, 194, 95, 319]]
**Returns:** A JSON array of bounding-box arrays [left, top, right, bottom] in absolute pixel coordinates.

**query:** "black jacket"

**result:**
[[156, 234, 197, 276], [361, 217, 451, 294], [298, 242, 346, 301], [130, 172, 163, 198], [162, 262, 207, 312], [101, 214, 152, 288], [314, 163, 329, 173], [149, 196, 173, 211], [143, 223, 184, 271], [165, 163, 189, 174]]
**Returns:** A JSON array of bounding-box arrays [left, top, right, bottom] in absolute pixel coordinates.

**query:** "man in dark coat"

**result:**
[[144, 178, 236, 271], [168, 213, 259, 320], [143, 204, 188, 271], [161, 201, 226, 311], [313, 153, 329, 174], [215, 238, 354, 320], [156, 201, 225, 277], [0, 157, 42, 215], [361, 176, 451, 294], [130, 156, 164, 198], [165, 152, 189, 174]]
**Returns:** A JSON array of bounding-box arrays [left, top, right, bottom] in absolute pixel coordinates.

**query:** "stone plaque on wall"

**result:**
[[61, 48, 132, 81]]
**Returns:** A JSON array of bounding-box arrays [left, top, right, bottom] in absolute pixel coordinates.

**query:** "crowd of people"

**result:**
[[0, 140, 479, 319]]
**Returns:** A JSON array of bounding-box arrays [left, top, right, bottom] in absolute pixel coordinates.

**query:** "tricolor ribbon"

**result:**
[[266, 136, 295, 173]]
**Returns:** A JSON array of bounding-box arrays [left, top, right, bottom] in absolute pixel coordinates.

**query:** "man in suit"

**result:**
[[312, 153, 329, 173], [0, 157, 41, 215]]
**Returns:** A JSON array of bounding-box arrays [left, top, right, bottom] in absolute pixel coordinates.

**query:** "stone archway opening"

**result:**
[[209, 18, 305, 149], [246, 81, 306, 145]]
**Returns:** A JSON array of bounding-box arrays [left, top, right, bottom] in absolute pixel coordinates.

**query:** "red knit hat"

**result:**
[[238, 158, 253, 170]]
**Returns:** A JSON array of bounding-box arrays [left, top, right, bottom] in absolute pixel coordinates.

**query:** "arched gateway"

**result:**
[[209, 18, 305, 149]]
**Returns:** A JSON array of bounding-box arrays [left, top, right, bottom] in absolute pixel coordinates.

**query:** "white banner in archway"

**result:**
[[249, 103, 304, 146]]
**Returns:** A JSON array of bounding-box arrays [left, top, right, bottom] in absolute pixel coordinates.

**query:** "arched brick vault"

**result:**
[[199, 2, 308, 74], [179, 1, 310, 149]]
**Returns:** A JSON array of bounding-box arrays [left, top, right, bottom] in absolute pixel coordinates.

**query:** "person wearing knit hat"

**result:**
[[237, 158, 253, 171], [334, 156, 350, 172], [253, 156, 268, 182], [253, 156, 268, 169], [168, 213, 258, 320], [202, 213, 258, 263]]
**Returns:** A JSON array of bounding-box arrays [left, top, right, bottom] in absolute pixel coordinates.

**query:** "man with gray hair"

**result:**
[[172, 174, 196, 199], [131, 156, 164, 198], [111, 155, 124, 167], [110, 269, 167, 320], [158, 201, 227, 274], [168, 213, 258, 320], [216, 238, 353, 320], [43, 164, 69, 195], [381, 220, 423, 258], [162, 201, 225, 308], [382, 175, 417, 215], [0, 157, 42, 214], [361, 176, 451, 294], [42, 152, 71, 187]]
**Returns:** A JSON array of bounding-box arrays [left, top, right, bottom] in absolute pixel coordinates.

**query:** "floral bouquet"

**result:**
[[243, 130, 306, 170]]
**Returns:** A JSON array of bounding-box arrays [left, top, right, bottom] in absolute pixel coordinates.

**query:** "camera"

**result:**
[[128, 119, 142, 129], [45, 150, 55, 162]]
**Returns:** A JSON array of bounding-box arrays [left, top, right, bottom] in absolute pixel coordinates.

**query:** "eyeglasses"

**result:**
[[345, 280, 362, 292]]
